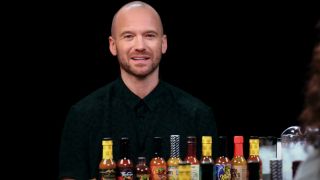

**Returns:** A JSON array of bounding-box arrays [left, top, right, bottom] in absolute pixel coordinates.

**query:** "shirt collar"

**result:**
[[114, 78, 170, 111]]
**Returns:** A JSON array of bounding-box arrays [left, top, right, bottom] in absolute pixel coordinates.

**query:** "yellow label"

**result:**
[[202, 143, 212, 157], [202, 136, 212, 144], [102, 145, 113, 160], [202, 136, 212, 157], [178, 164, 191, 180], [249, 139, 259, 156], [102, 140, 112, 146]]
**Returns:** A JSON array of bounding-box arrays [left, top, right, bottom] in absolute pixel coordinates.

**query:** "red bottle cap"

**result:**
[[234, 136, 243, 143]]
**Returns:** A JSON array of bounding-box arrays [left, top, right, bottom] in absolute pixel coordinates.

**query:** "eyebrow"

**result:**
[[119, 30, 159, 37]]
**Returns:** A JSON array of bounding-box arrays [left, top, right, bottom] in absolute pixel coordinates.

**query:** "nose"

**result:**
[[134, 36, 146, 52]]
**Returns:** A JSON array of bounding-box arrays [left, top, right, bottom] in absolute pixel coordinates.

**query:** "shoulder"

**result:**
[[70, 80, 117, 113], [162, 81, 211, 112]]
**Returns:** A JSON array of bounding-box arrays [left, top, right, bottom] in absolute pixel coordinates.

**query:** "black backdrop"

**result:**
[[9, 1, 320, 179]]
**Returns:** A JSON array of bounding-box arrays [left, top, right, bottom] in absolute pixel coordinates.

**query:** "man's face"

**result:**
[[109, 7, 167, 78]]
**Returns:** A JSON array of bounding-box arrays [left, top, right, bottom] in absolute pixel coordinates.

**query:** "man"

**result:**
[[294, 19, 320, 180], [59, 1, 217, 179]]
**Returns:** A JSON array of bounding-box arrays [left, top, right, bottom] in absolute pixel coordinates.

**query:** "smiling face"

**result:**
[[109, 4, 167, 79]]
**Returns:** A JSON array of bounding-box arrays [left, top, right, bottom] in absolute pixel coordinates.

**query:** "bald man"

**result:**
[[59, 1, 217, 179]]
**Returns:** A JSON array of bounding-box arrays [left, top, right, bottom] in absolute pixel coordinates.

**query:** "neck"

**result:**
[[121, 69, 159, 99]]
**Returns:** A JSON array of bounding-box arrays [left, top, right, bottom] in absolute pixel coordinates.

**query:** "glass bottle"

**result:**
[[150, 137, 167, 180], [200, 136, 214, 180], [99, 137, 116, 180], [231, 136, 247, 180], [215, 136, 231, 180], [185, 136, 200, 180], [117, 137, 134, 179], [136, 157, 150, 180], [247, 136, 262, 180], [167, 135, 181, 180]]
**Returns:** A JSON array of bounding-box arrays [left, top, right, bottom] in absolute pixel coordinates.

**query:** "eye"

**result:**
[[123, 34, 134, 40], [145, 33, 156, 39]]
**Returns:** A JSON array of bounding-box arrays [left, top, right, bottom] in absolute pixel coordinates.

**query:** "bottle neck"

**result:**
[[187, 143, 197, 157], [234, 143, 243, 157], [102, 145, 113, 160], [202, 143, 212, 157], [138, 158, 147, 166], [153, 142, 162, 157], [218, 137, 228, 157], [120, 142, 129, 159], [249, 139, 260, 156], [170, 135, 180, 158]]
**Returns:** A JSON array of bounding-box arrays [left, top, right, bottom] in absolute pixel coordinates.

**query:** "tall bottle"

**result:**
[[136, 157, 150, 180], [167, 135, 181, 180], [215, 136, 231, 180], [231, 136, 247, 180], [185, 136, 200, 180], [150, 137, 167, 180], [99, 137, 117, 180], [200, 136, 214, 180], [117, 137, 134, 179], [247, 136, 262, 180]]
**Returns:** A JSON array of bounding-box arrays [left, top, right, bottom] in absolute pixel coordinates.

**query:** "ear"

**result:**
[[109, 36, 117, 56], [161, 35, 167, 54]]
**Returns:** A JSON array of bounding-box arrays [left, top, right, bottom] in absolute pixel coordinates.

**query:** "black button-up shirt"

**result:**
[[59, 78, 217, 179]]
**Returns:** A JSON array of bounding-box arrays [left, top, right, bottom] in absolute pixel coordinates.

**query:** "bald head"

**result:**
[[111, 1, 164, 37]]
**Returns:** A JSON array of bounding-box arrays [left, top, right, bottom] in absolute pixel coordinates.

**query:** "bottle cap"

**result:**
[[102, 137, 112, 145], [202, 136, 212, 144], [234, 136, 243, 143]]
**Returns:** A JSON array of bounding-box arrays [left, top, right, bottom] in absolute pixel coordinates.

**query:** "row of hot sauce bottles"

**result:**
[[99, 135, 262, 180]]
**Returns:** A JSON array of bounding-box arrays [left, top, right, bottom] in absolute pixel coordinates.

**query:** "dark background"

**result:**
[[8, 0, 319, 179]]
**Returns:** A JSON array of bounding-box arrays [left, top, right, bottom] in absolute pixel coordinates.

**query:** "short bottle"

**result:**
[[185, 136, 200, 180], [117, 137, 134, 179], [99, 137, 116, 180], [231, 136, 247, 180], [150, 137, 167, 180], [215, 136, 231, 180], [200, 136, 214, 180], [247, 136, 262, 180], [136, 157, 150, 180], [168, 135, 181, 180]]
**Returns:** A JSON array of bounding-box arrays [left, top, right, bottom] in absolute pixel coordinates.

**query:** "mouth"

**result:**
[[131, 56, 150, 61]]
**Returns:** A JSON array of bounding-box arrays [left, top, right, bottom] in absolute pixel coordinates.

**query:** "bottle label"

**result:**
[[103, 146, 113, 160], [117, 168, 133, 180], [190, 164, 200, 180], [150, 165, 167, 179], [178, 164, 191, 180], [202, 144, 212, 157], [215, 164, 231, 180], [231, 165, 247, 180], [136, 174, 150, 180], [100, 169, 116, 180], [249, 139, 259, 156], [168, 166, 178, 180]]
